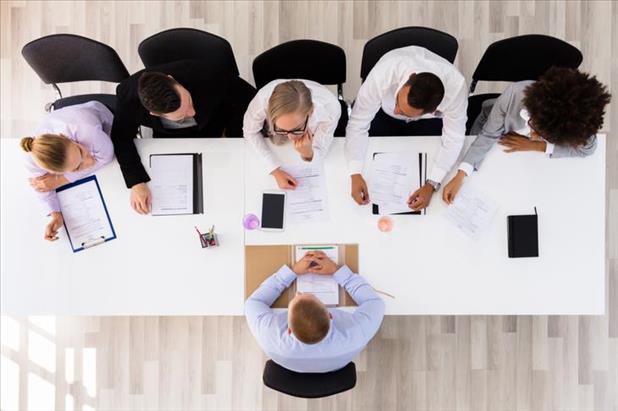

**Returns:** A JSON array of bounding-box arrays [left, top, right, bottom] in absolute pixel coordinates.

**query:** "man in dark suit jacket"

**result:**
[[111, 59, 256, 214]]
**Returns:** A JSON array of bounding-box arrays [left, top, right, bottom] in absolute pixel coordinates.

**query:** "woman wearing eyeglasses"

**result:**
[[243, 79, 341, 189], [20, 101, 114, 241], [442, 67, 611, 204]]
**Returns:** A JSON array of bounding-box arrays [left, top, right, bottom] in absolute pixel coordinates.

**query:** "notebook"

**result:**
[[507, 213, 539, 258]]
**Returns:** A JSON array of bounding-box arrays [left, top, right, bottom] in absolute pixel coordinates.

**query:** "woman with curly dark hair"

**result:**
[[442, 67, 611, 204]]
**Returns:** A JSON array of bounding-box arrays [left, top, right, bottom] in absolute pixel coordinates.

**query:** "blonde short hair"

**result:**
[[20, 134, 71, 172], [267, 80, 313, 145]]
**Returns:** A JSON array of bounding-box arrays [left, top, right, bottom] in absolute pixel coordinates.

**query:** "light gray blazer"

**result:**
[[463, 80, 597, 171]]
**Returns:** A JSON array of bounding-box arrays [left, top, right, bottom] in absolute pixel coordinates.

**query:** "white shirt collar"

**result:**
[[383, 76, 441, 122], [516, 109, 532, 136]]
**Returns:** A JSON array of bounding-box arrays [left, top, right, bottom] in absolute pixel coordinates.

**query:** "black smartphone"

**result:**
[[261, 191, 286, 231]]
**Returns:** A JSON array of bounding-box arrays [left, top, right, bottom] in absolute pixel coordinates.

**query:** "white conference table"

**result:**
[[1, 136, 606, 315], [1, 139, 246, 315]]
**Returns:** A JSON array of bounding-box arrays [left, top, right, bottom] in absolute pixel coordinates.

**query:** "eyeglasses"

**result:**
[[273, 116, 309, 136]]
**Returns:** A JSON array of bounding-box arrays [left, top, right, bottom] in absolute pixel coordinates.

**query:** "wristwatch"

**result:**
[[426, 179, 441, 192]]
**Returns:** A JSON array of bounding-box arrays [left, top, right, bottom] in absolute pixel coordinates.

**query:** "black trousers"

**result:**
[[368, 109, 443, 136]]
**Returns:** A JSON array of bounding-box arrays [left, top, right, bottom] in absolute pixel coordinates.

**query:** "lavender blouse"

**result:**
[[24, 101, 114, 214]]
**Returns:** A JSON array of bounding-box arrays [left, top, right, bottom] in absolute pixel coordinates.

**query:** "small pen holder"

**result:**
[[200, 232, 219, 248]]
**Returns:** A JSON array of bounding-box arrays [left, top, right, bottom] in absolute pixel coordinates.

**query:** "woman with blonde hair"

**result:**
[[21, 101, 114, 241], [243, 79, 341, 189]]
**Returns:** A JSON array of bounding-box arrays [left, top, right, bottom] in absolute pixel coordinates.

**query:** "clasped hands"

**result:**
[[29, 173, 68, 192], [292, 251, 338, 276]]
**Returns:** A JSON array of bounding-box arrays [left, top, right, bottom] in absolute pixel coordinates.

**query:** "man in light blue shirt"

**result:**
[[245, 251, 385, 373]]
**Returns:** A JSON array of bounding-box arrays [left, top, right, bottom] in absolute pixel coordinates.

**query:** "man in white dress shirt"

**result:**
[[344, 45, 468, 210], [245, 251, 385, 373]]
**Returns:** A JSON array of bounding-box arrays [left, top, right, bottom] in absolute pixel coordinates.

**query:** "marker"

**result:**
[[300, 246, 335, 250]]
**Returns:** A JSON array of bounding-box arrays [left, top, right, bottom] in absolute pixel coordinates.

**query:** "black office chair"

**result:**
[[138, 27, 239, 76], [252, 39, 349, 137], [262, 360, 356, 398], [22, 34, 130, 113], [360, 27, 458, 137], [360, 26, 458, 81], [466, 34, 583, 134]]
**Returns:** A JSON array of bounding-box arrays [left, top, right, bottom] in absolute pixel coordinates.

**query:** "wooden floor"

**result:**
[[0, 1, 616, 410]]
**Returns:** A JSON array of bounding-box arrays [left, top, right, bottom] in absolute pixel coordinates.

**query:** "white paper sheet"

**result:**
[[149, 155, 194, 216], [295, 275, 339, 305], [295, 245, 339, 305], [56, 179, 114, 249], [281, 164, 329, 224], [370, 152, 421, 215], [445, 183, 498, 240]]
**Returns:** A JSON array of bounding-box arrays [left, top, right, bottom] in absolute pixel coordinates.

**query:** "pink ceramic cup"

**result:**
[[377, 216, 393, 232]]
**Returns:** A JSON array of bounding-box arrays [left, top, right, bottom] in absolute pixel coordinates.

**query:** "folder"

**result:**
[[56, 175, 117, 252], [371, 152, 427, 216], [149, 153, 203, 216], [507, 212, 539, 258]]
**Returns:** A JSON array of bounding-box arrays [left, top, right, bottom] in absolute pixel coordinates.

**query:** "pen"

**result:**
[[300, 246, 335, 250]]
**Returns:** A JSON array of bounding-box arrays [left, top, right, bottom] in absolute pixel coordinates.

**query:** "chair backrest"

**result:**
[[470, 34, 583, 92], [252, 40, 346, 89], [51, 94, 118, 114], [138, 28, 239, 75], [262, 360, 356, 398], [22, 34, 130, 84], [360, 26, 458, 81]]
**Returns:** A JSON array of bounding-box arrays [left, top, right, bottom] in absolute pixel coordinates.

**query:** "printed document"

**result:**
[[295, 245, 339, 305], [56, 178, 114, 248], [370, 152, 420, 215], [281, 164, 329, 224], [150, 155, 194, 216], [445, 184, 498, 240]]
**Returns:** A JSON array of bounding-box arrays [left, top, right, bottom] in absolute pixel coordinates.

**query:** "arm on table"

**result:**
[[549, 135, 597, 158], [245, 265, 297, 338], [344, 69, 384, 175], [110, 85, 150, 188], [427, 81, 468, 184], [333, 266, 385, 339], [459, 85, 515, 173]]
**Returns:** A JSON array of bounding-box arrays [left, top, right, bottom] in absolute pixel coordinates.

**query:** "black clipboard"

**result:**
[[56, 175, 117, 252], [149, 153, 204, 215], [371, 152, 427, 216]]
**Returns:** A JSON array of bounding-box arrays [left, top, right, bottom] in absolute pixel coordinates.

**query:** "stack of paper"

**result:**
[[369, 152, 420, 215], [281, 164, 329, 224], [445, 183, 498, 240], [294, 245, 339, 305], [149, 155, 194, 216]]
